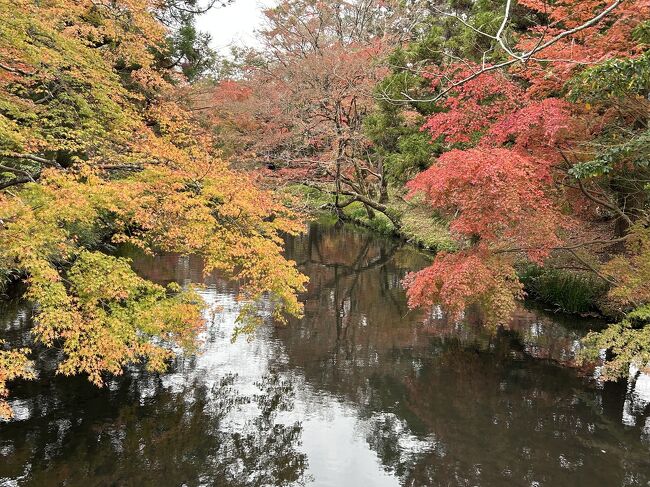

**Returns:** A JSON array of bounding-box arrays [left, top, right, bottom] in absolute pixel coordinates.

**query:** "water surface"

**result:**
[[1, 222, 650, 486]]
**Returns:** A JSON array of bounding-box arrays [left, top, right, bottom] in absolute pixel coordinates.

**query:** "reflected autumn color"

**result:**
[[275, 223, 650, 485], [1, 222, 650, 486]]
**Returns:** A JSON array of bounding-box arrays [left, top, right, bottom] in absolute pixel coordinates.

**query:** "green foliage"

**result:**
[[364, 110, 437, 183], [365, 0, 533, 185], [566, 48, 650, 179], [577, 226, 650, 378], [603, 225, 650, 307], [632, 20, 650, 44], [567, 50, 650, 103], [581, 305, 650, 380], [345, 201, 395, 235], [159, 19, 218, 82], [569, 129, 650, 178], [519, 265, 608, 314], [283, 184, 454, 251], [283, 184, 333, 208], [386, 131, 437, 183]]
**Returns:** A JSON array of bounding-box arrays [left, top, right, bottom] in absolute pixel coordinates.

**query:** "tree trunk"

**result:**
[[378, 157, 389, 204]]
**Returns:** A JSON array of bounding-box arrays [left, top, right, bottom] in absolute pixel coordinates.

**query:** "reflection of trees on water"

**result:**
[[390, 345, 650, 485], [289, 224, 407, 354], [3, 222, 650, 486], [0, 363, 309, 486], [277, 223, 650, 486]]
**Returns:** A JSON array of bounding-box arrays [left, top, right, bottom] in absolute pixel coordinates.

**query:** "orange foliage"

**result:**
[[404, 250, 524, 325], [0, 0, 307, 417]]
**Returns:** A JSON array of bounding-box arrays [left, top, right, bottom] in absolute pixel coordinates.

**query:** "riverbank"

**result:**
[[281, 183, 611, 319]]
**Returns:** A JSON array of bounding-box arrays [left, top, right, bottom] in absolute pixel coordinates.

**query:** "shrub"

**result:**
[[519, 265, 608, 314]]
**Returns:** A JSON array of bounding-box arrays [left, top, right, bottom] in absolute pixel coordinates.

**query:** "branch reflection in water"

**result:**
[[1, 221, 650, 486]]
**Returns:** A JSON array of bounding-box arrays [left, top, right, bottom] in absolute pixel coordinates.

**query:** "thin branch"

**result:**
[[496, 235, 629, 254], [378, 0, 623, 104], [299, 181, 402, 229], [0, 164, 38, 182], [379, 58, 518, 103], [568, 248, 617, 285], [96, 164, 144, 171], [0, 174, 40, 190], [528, 0, 623, 58], [1, 152, 61, 168], [431, 7, 495, 40], [556, 148, 633, 226], [577, 178, 632, 226], [0, 62, 34, 76]]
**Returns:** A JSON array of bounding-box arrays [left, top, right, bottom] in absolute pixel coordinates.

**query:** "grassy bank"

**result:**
[[282, 184, 454, 252]]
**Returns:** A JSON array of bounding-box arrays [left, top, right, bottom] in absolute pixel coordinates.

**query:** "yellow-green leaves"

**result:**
[[0, 0, 307, 418], [29, 250, 205, 387], [0, 346, 34, 419], [581, 306, 650, 380]]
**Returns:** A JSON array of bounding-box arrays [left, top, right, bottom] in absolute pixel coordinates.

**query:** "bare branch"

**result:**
[[0, 173, 40, 190], [496, 235, 630, 254], [431, 7, 495, 40], [96, 164, 144, 172], [0, 62, 34, 76], [577, 178, 632, 227], [377, 0, 623, 104], [527, 0, 623, 59], [0, 164, 38, 182], [568, 248, 618, 285], [1, 152, 61, 168]]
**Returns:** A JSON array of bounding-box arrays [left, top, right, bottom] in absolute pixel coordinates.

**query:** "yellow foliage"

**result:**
[[604, 226, 650, 307], [0, 0, 307, 417], [0, 345, 34, 419]]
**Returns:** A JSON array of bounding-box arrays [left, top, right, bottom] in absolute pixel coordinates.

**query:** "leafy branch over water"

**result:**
[[0, 0, 307, 418]]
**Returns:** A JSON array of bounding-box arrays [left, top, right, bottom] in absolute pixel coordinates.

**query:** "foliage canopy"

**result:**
[[0, 0, 306, 418]]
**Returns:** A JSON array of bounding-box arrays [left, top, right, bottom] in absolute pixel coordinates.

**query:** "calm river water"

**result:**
[[1, 221, 650, 486]]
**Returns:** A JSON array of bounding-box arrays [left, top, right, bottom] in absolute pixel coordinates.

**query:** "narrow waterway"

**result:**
[[1, 222, 650, 486]]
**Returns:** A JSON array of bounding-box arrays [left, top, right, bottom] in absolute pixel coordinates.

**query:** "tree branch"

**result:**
[[0, 164, 38, 182], [577, 178, 632, 227], [0, 173, 40, 190], [0, 62, 34, 76], [1, 152, 61, 168], [96, 164, 144, 172], [496, 235, 630, 254], [568, 248, 617, 286], [377, 0, 623, 104], [300, 181, 402, 229]]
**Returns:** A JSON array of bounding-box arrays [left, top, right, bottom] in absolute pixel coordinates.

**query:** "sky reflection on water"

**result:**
[[1, 222, 650, 486]]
